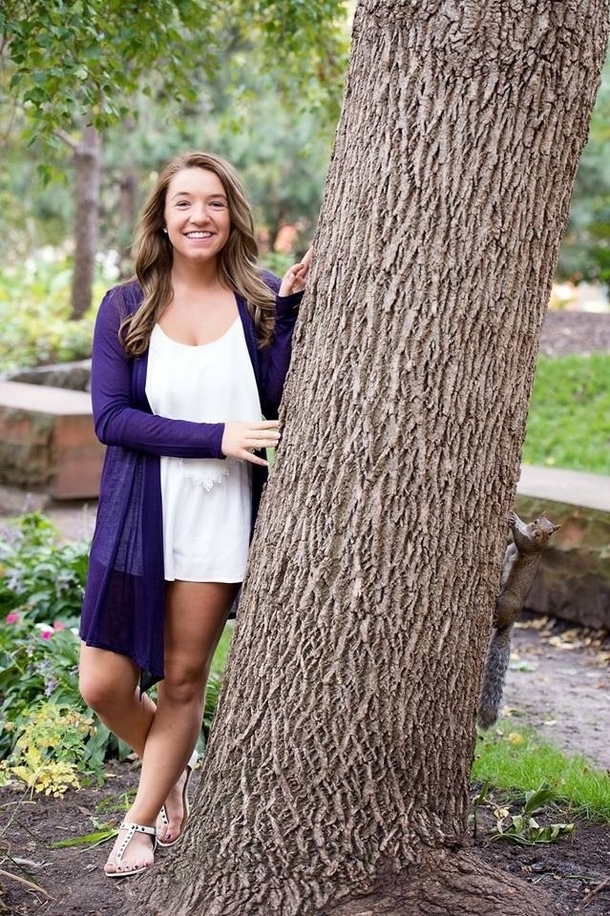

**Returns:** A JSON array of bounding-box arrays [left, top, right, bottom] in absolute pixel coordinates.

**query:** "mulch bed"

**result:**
[[539, 309, 610, 357]]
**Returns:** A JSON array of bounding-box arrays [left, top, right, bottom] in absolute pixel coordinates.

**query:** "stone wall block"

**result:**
[[514, 493, 610, 630], [0, 381, 104, 499], [0, 407, 55, 487]]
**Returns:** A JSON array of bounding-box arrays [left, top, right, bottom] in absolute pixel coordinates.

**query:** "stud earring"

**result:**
[[162, 227, 168, 234]]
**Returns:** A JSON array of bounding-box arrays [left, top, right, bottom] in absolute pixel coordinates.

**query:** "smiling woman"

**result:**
[[76, 150, 312, 879], [160, 170, 236, 347], [163, 168, 231, 284]]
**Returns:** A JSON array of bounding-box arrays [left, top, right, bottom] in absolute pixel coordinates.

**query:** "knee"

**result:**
[[79, 670, 112, 714], [79, 667, 133, 716], [161, 664, 209, 706], [79, 646, 139, 716]]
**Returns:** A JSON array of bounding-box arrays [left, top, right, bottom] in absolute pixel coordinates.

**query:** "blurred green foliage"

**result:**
[[0, 0, 348, 139], [557, 59, 610, 291], [0, 255, 99, 373]]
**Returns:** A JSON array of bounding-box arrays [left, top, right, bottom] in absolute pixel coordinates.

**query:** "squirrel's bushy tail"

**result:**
[[477, 626, 513, 729]]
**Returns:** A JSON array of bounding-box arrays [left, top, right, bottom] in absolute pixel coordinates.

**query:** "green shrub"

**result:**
[[0, 512, 230, 783], [0, 512, 89, 621], [0, 512, 107, 771], [0, 254, 103, 374], [0, 701, 96, 796]]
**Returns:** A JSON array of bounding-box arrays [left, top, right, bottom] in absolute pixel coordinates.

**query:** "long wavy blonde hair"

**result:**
[[119, 151, 276, 356]]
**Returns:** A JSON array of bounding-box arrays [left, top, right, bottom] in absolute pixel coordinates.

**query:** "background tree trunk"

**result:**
[[128, 2, 608, 913], [70, 124, 100, 319], [115, 114, 138, 279], [116, 162, 137, 279]]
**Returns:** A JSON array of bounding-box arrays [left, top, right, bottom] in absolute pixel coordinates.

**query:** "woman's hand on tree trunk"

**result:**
[[221, 420, 281, 466], [279, 246, 313, 296]]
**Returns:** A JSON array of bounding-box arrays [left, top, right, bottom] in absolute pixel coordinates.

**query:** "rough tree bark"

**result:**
[[70, 124, 101, 319], [127, 1, 608, 914]]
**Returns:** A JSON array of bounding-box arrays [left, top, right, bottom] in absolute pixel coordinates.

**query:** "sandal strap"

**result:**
[[115, 821, 157, 864], [119, 821, 157, 836], [158, 805, 170, 828], [158, 751, 197, 830]]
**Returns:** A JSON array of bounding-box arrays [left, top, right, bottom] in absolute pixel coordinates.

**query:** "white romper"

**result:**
[[145, 319, 262, 582]]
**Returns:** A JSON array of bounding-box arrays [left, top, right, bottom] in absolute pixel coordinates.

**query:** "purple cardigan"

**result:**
[[79, 275, 300, 689]]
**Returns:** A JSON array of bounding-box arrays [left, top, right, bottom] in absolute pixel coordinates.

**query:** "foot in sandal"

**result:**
[[104, 822, 157, 878], [156, 750, 198, 848]]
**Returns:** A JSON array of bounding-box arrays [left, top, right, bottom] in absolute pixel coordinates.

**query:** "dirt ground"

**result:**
[[1, 309, 609, 915]]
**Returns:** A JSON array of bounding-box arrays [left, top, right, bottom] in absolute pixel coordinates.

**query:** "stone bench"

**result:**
[[516, 465, 610, 631], [0, 381, 104, 500]]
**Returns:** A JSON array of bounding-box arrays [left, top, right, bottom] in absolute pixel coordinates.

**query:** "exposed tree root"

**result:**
[[124, 849, 561, 916], [326, 850, 560, 916]]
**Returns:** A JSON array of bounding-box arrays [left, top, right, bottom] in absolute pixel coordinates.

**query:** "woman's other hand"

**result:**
[[221, 420, 281, 466], [279, 246, 313, 297]]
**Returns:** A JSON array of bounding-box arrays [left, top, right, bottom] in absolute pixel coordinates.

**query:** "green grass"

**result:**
[[523, 353, 610, 475], [473, 724, 610, 821], [211, 622, 234, 675]]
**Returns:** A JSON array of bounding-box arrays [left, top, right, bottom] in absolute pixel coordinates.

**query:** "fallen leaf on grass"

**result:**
[[48, 827, 116, 849]]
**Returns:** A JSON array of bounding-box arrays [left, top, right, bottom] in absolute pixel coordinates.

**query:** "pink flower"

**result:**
[[5, 612, 21, 624], [53, 621, 66, 632], [40, 630, 53, 640]]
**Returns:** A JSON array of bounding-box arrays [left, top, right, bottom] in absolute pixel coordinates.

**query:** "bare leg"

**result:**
[[78, 645, 157, 875], [154, 581, 234, 843], [79, 645, 155, 756], [102, 580, 236, 874]]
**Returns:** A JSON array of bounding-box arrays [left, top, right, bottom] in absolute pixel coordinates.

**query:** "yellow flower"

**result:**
[[508, 732, 526, 745]]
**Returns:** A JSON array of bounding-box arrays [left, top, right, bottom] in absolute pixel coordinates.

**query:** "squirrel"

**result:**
[[477, 510, 560, 730]]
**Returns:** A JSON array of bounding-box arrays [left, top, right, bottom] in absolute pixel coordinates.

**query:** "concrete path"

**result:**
[[518, 464, 610, 512]]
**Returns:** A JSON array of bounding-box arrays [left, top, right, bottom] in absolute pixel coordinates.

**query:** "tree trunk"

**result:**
[[115, 114, 138, 279], [70, 124, 101, 319], [126, 1, 608, 913], [116, 163, 138, 278]]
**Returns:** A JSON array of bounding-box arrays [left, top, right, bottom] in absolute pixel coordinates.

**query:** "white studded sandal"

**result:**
[[157, 750, 198, 848], [104, 821, 157, 878]]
